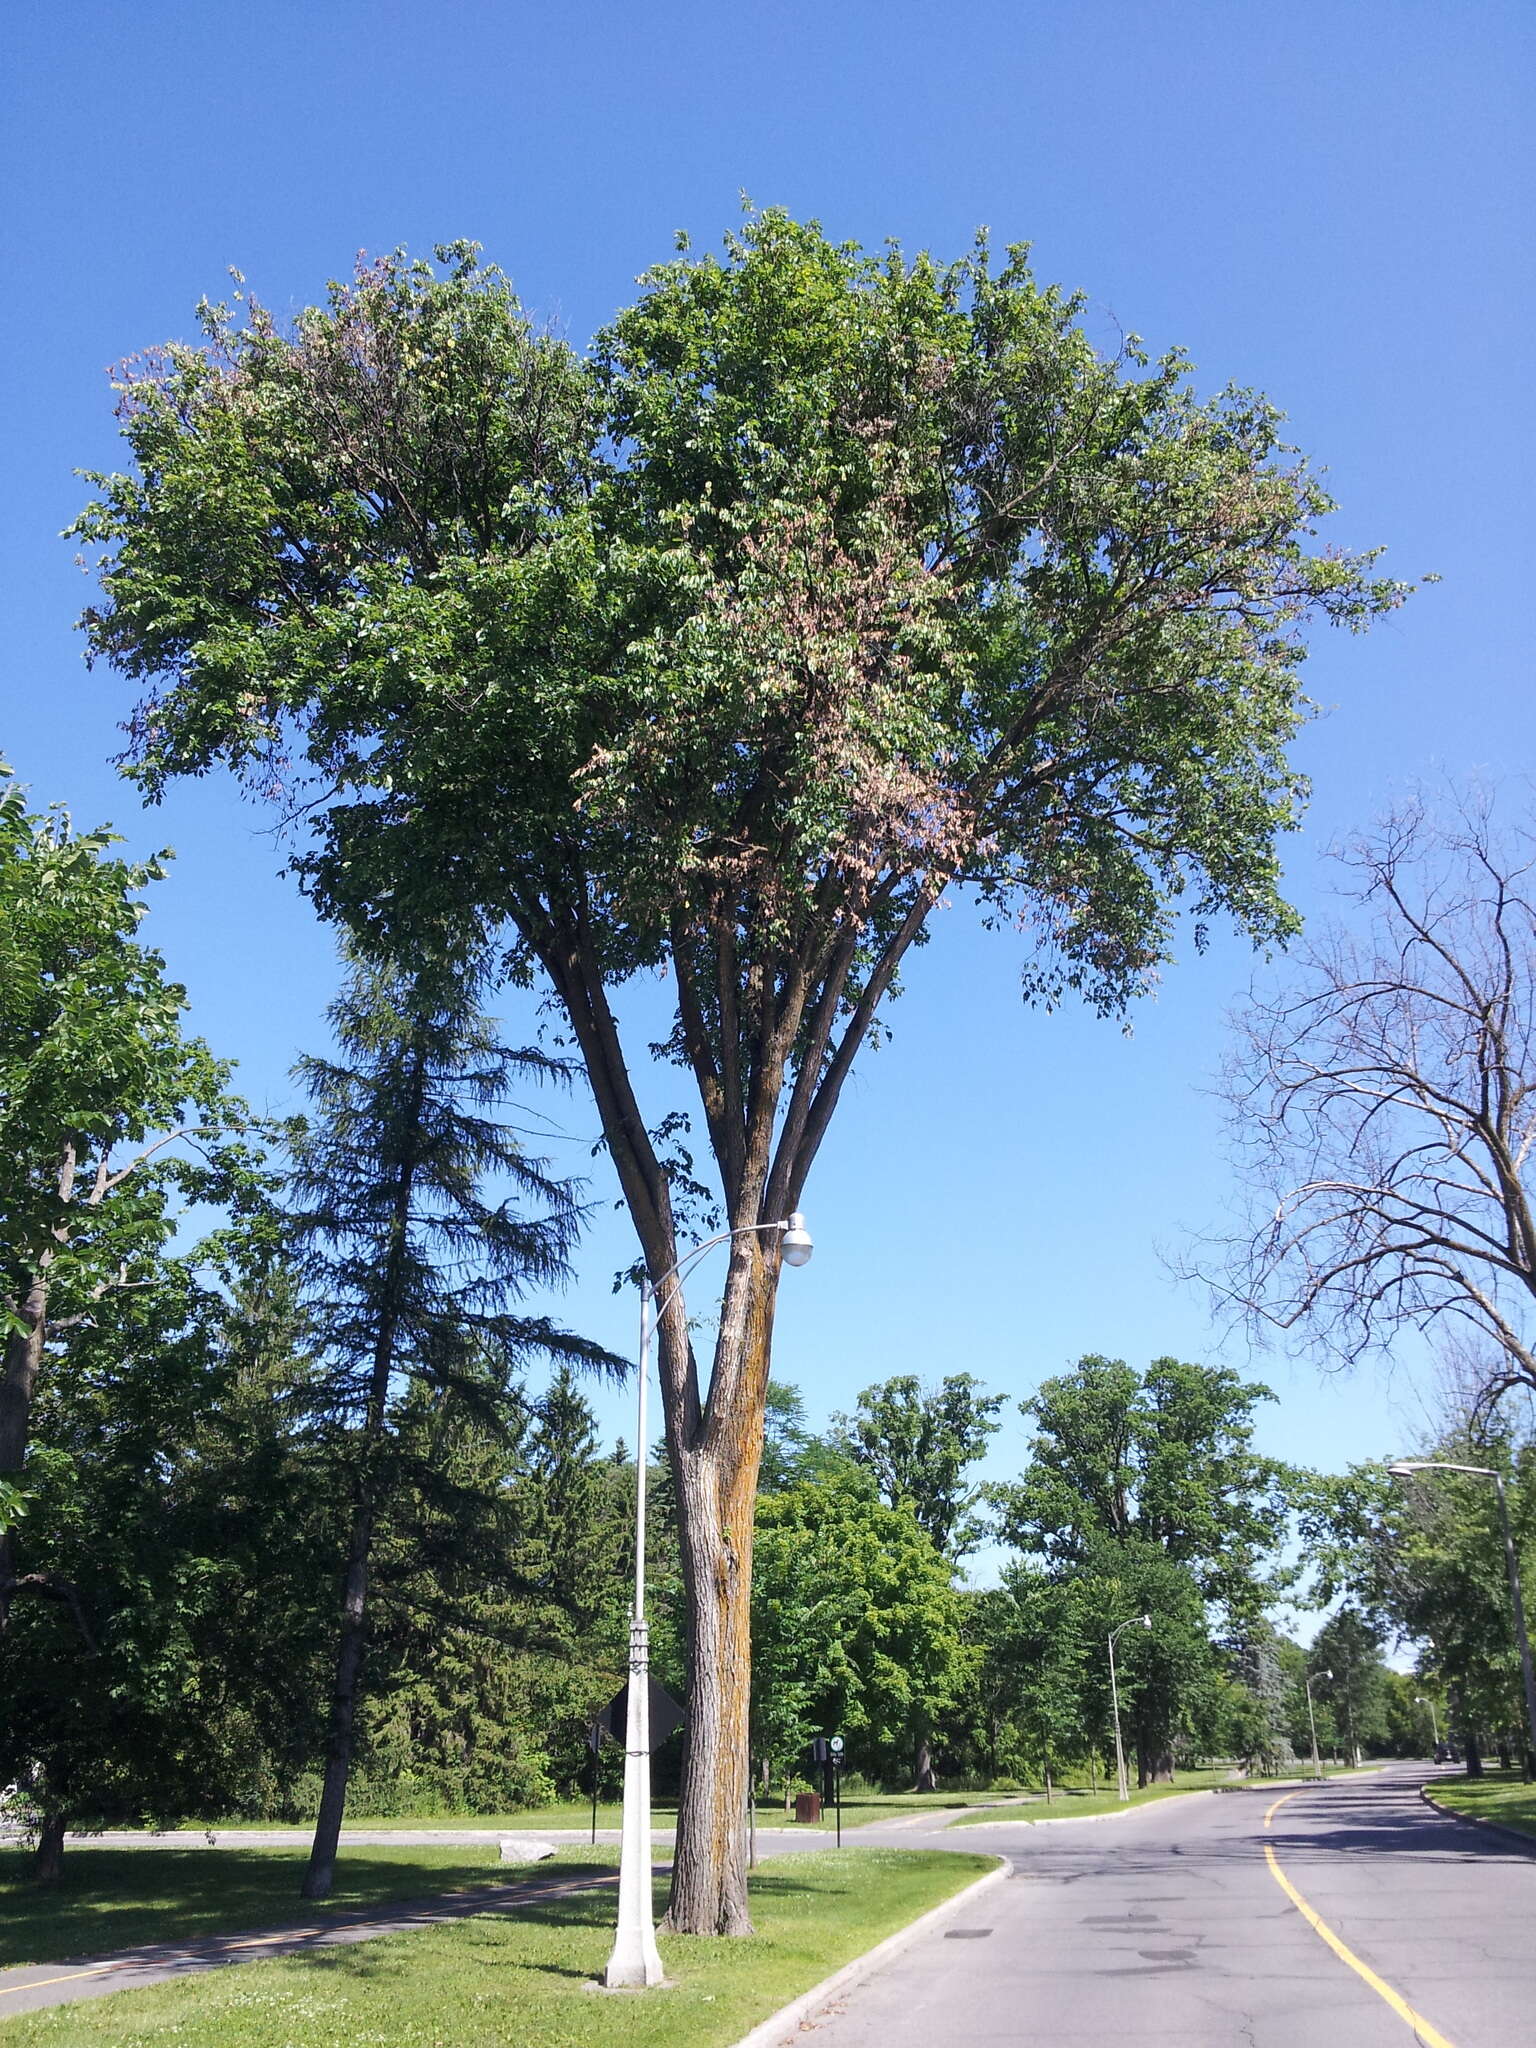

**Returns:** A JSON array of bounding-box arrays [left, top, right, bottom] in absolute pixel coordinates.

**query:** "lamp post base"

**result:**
[[604, 1618, 664, 1990]]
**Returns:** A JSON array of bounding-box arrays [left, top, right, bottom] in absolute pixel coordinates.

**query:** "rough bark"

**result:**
[[912, 1739, 937, 1792], [662, 1249, 776, 1936], [33, 1811, 66, 1884]]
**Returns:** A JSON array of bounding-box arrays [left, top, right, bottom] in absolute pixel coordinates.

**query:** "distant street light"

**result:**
[[1108, 1615, 1152, 1802], [1305, 1668, 1333, 1782], [605, 1214, 813, 1991], [1415, 1695, 1441, 1750], [1386, 1460, 1536, 1775]]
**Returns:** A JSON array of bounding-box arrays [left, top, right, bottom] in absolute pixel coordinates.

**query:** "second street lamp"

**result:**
[[1108, 1615, 1151, 1802], [1415, 1695, 1440, 1751], [605, 1214, 813, 1991], [1386, 1459, 1536, 1776]]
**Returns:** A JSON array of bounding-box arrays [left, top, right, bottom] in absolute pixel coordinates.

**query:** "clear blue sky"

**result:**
[[3, 1, 1533, 1560]]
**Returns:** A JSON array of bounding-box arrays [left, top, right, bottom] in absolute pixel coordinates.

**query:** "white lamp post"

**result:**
[[1387, 1459, 1536, 1772], [1416, 1695, 1440, 1750], [1305, 1668, 1332, 1782], [1108, 1615, 1151, 1802], [604, 1213, 813, 1991]]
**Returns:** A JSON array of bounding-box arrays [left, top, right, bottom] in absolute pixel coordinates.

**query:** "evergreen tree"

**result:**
[[289, 954, 619, 1899]]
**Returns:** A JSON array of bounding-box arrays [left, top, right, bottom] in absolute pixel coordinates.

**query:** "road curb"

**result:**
[[726, 1857, 1009, 2048], [1419, 1782, 1536, 1856]]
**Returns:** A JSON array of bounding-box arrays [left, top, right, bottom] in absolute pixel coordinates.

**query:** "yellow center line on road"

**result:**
[[0, 1869, 621, 2000], [1261, 1787, 1458, 2048]]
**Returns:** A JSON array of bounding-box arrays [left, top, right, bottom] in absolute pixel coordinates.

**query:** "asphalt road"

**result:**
[[795, 1764, 1536, 2048]]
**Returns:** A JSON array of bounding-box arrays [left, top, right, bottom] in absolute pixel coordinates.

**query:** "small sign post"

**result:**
[[811, 1735, 846, 1845]]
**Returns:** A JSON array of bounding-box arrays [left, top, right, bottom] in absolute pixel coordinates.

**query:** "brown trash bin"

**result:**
[[794, 1792, 823, 1823]]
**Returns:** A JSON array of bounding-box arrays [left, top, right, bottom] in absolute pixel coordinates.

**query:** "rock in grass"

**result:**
[[499, 1836, 557, 1864]]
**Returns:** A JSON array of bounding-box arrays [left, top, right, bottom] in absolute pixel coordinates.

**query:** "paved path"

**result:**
[[789, 1764, 1536, 2048], [0, 1862, 627, 2019]]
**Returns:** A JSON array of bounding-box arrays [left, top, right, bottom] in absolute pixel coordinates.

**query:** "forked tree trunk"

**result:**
[[663, 1258, 776, 1936]]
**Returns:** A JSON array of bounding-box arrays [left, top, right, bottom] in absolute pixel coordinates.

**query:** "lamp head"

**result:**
[[1323, 1668, 1333, 1681], [1140, 1615, 1152, 1629], [780, 1213, 813, 1268], [1386, 1460, 1425, 1478]]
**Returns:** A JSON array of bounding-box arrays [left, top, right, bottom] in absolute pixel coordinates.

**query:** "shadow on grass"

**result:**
[[0, 1847, 612, 1971]]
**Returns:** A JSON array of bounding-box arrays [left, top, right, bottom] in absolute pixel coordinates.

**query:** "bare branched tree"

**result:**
[[1206, 785, 1536, 1419]]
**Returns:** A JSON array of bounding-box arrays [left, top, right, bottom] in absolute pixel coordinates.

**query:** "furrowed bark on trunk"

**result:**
[[663, 1248, 777, 1937], [33, 1812, 66, 1884], [300, 1499, 374, 1901]]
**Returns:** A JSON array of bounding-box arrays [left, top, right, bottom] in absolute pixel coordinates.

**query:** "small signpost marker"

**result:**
[[830, 1736, 844, 1845]]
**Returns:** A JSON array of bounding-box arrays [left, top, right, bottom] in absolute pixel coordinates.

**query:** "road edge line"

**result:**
[[726, 1858, 1009, 2048], [1419, 1783, 1536, 1856]]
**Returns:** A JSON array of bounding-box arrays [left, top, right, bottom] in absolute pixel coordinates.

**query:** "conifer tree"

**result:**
[[290, 955, 618, 1900]]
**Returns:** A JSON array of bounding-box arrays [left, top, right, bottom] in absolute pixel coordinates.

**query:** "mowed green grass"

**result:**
[[0, 1844, 618, 1970], [114, 1790, 991, 1836], [948, 1764, 1235, 1825], [0, 1849, 995, 2048], [1429, 1767, 1536, 1838]]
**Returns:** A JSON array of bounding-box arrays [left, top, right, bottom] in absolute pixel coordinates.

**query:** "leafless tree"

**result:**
[[1207, 785, 1536, 1420]]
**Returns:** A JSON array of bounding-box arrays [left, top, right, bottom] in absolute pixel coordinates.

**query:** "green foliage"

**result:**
[[831, 1373, 1003, 1558], [994, 1354, 1290, 1628], [990, 1354, 1293, 1778], [72, 214, 1409, 1172], [751, 1472, 973, 1786]]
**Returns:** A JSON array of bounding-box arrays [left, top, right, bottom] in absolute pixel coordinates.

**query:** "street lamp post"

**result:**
[[1416, 1695, 1440, 1750], [1386, 1460, 1536, 1776], [1108, 1615, 1152, 1803], [604, 1213, 814, 1991], [1305, 1668, 1333, 1782]]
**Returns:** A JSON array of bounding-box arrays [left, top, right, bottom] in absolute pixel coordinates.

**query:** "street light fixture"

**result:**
[[605, 1215, 813, 1991], [1305, 1668, 1333, 1783], [1108, 1615, 1152, 1803], [1415, 1695, 1441, 1750], [1386, 1459, 1536, 1775]]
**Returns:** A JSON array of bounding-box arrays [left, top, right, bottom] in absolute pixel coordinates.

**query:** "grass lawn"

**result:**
[[1428, 1768, 1536, 1839], [0, 1844, 618, 1970], [948, 1764, 1235, 1825], [109, 1804, 645, 1836], [118, 1791, 996, 1837], [755, 1792, 987, 1831], [0, 1848, 995, 2048]]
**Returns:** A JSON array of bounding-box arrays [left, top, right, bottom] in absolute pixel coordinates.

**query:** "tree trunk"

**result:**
[[301, 1499, 373, 1900], [34, 1811, 66, 1884], [663, 1257, 776, 1936], [912, 1739, 937, 1792], [1463, 1732, 1484, 1779], [0, 1274, 48, 1627]]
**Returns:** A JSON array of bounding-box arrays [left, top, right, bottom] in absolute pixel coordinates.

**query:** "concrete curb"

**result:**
[[1420, 1782, 1536, 1856], [726, 1857, 1009, 2048]]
